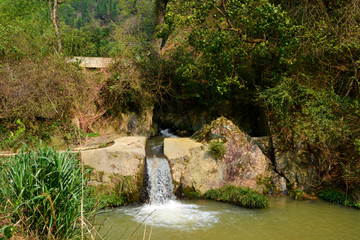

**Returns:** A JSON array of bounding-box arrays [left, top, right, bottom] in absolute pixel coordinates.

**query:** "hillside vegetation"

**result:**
[[0, 0, 359, 219]]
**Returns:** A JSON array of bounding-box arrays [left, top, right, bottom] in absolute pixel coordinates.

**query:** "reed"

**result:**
[[0, 145, 97, 239], [204, 185, 269, 208]]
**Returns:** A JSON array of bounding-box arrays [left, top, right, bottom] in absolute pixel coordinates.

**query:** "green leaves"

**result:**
[[163, 0, 298, 105], [0, 145, 97, 239]]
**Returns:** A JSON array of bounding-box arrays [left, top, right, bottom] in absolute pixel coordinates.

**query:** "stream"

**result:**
[[96, 197, 360, 240], [96, 130, 360, 240]]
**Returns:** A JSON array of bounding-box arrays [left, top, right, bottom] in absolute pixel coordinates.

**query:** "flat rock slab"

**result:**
[[164, 138, 203, 161], [82, 136, 146, 183]]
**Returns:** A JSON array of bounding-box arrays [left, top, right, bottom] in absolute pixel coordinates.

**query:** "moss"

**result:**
[[181, 186, 202, 199], [288, 183, 308, 200], [256, 175, 273, 194], [90, 175, 141, 207], [204, 185, 269, 208], [209, 140, 227, 160]]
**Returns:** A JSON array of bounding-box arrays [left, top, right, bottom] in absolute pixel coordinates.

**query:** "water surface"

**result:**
[[96, 197, 360, 240]]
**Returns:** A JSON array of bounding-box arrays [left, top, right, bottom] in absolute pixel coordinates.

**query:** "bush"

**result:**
[[204, 185, 269, 208], [0, 145, 98, 239]]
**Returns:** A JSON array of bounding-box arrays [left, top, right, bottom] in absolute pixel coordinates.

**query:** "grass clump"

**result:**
[[0, 145, 98, 239], [209, 140, 227, 160], [319, 188, 360, 209], [204, 185, 269, 208]]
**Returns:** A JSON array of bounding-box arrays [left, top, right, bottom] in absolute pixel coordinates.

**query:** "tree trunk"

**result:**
[[154, 0, 168, 50], [49, 0, 62, 54]]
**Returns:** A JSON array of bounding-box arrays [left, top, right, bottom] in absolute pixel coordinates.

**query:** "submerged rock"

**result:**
[[165, 117, 271, 195]]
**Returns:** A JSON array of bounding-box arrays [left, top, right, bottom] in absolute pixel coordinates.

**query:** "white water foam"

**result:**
[[146, 157, 176, 204], [121, 200, 220, 229], [160, 129, 178, 138]]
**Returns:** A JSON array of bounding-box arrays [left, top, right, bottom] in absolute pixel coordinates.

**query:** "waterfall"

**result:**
[[146, 157, 176, 204], [145, 129, 176, 204]]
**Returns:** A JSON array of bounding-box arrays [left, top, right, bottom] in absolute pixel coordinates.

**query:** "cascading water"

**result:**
[[96, 129, 360, 239], [145, 129, 176, 204]]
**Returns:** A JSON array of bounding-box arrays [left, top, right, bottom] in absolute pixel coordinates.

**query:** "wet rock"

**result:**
[[271, 174, 288, 195]]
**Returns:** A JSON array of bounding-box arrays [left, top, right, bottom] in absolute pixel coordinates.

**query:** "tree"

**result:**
[[47, 0, 67, 54]]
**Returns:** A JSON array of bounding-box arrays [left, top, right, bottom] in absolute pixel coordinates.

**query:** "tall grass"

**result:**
[[0, 145, 98, 239], [204, 185, 269, 208]]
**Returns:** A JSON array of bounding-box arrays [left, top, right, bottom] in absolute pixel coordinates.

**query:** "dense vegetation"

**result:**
[[0, 146, 98, 239], [205, 185, 269, 208], [157, 0, 360, 203], [0, 1, 360, 237]]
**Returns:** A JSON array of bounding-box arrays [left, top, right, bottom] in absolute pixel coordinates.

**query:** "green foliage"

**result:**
[[162, 0, 298, 106], [0, 145, 98, 239], [159, 0, 360, 196], [93, 175, 139, 207], [181, 187, 201, 199], [62, 26, 112, 57], [209, 140, 227, 160], [256, 175, 273, 194], [187, 190, 201, 199], [4, 119, 25, 150], [289, 185, 308, 200], [204, 185, 269, 208], [319, 189, 360, 209]]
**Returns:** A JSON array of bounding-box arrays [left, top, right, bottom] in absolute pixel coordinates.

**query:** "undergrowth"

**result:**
[[319, 188, 360, 209], [91, 175, 139, 207], [0, 145, 99, 239], [204, 185, 269, 208]]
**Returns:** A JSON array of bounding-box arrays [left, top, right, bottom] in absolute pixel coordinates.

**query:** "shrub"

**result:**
[[204, 185, 269, 208], [0, 145, 98, 239]]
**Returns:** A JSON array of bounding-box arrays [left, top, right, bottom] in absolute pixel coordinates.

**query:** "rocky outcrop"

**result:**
[[275, 149, 319, 191], [92, 108, 155, 137], [164, 117, 271, 195], [81, 136, 146, 185], [252, 136, 320, 193]]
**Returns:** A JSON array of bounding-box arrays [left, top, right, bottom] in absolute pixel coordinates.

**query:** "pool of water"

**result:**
[[96, 197, 360, 240]]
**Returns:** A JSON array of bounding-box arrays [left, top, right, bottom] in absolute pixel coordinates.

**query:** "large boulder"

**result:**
[[275, 149, 319, 191], [164, 117, 271, 195], [81, 136, 146, 185]]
